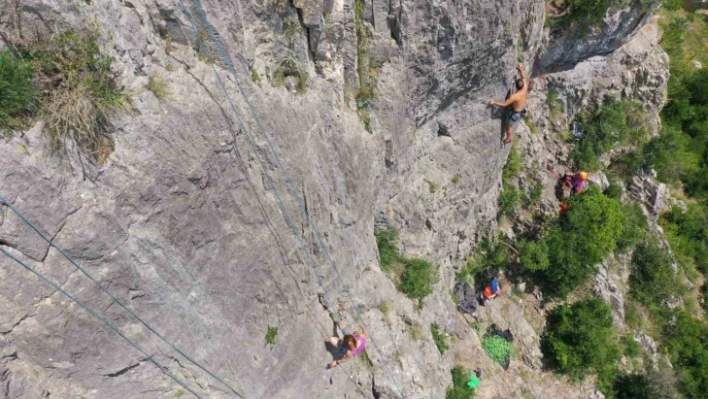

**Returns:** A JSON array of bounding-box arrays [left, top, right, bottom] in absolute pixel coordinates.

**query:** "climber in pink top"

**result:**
[[328, 320, 368, 368]]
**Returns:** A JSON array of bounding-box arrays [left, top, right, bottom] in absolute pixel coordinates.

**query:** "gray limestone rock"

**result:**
[[0, 0, 668, 398]]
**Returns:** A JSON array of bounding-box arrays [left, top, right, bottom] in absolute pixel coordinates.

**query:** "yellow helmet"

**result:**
[[579, 171, 588, 181]]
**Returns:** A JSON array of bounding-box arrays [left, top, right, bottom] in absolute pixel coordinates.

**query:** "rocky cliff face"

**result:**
[[0, 1, 666, 398]]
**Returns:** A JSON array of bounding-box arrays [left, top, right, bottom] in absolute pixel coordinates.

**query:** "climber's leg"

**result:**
[[503, 123, 513, 144]]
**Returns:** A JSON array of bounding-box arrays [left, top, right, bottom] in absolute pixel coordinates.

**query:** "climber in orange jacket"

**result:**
[[478, 278, 500, 306]]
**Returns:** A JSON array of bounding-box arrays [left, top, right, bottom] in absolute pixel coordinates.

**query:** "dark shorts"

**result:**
[[506, 108, 527, 126]]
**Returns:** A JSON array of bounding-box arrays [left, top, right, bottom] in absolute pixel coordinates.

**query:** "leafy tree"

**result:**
[[542, 299, 620, 385], [629, 239, 681, 308], [519, 239, 550, 272], [660, 205, 708, 273], [661, 311, 708, 399], [613, 369, 682, 399], [535, 187, 626, 298]]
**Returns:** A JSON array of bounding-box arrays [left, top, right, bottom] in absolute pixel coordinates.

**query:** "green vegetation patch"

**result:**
[[0, 51, 39, 133], [147, 73, 170, 100], [265, 326, 278, 346], [399, 258, 439, 300], [620, 335, 642, 358], [456, 238, 508, 284], [498, 144, 521, 218], [446, 365, 476, 399], [519, 239, 550, 272], [542, 299, 620, 392], [482, 335, 514, 366], [375, 229, 399, 274], [40, 30, 132, 161], [531, 187, 625, 298], [613, 368, 683, 399], [571, 96, 632, 171], [659, 204, 708, 274], [431, 323, 448, 354], [629, 239, 682, 309], [0, 30, 131, 162]]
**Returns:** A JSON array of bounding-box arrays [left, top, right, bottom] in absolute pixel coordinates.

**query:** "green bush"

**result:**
[[660, 204, 708, 273], [446, 365, 475, 399], [398, 258, 439, 300], [431, 323, 448, 354], [604, 174, 623, 200], [661, 0, 683, 10], [0, 51, 38, 132], [566, 0, 610, 27], [615, 204, 648, 254], [542, 299, 620, 384], [519, 239, 550, 272], [645, 15, 708, 197], [502, 146, 521, 184], [535, 187, 626, 298], [629, 239, 681, 308], [571, 96, 631, 171], [498, 187, 519, 218], [613, 370, 683, 399], [620, 335, 642, 358], [375, 229, 399, 274], [661, 311, 708, 398]]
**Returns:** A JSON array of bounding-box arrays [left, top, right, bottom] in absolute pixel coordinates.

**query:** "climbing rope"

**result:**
[[0, 246, 202, 399], [0, 193, 246, 399], [180, 1, 406, 397]]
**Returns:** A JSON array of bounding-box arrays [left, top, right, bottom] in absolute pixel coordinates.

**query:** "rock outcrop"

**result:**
[[0, 1, 667, 398]]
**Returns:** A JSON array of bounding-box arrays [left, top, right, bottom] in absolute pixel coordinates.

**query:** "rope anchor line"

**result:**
[[0, 245, 203, 399], [180, 0, 406, 397], [0, 193, 245, 399]]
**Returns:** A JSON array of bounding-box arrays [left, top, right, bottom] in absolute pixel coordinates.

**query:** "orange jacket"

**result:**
[[483, 286, 497, 299]]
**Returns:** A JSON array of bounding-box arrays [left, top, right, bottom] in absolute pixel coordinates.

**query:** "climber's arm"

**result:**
[[489, 94, 516, 107], [517, 63, 527, 87]]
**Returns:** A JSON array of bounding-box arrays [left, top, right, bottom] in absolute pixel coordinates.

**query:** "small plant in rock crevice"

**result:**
[[265, 326, 278, 346], [147, 73, 171, 100], [375, 229, 399, 274], [431, 323, 449, 354]]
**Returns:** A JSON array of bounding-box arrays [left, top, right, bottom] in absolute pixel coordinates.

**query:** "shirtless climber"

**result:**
[[489, 64, 529, 144]]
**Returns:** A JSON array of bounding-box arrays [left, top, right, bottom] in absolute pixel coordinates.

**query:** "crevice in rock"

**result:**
[[436, 122, 450, 137], [387, 0, 402, 46], [1, 352, 17, 364], [0, 313, 29, 336], [384, 140, 394, 169], [371, 375, 381, 399], [105, 361, 141, 378]]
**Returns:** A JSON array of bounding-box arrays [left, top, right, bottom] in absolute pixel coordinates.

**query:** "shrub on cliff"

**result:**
[[542, 299, 620, 391], [534, 187, 626, 298], [399, 258, 439, 300]]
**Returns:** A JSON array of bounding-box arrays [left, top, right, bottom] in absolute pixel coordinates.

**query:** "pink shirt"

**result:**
[[351, 334, 367, 356]]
